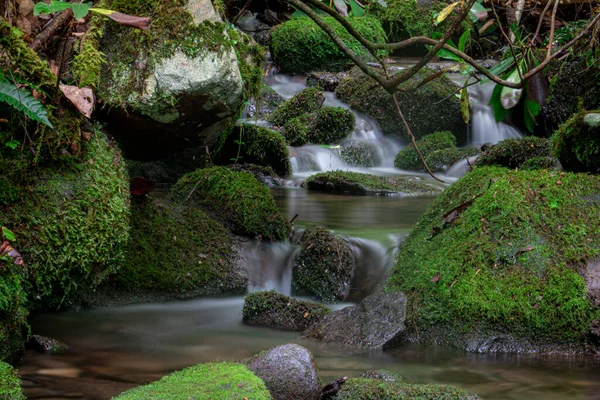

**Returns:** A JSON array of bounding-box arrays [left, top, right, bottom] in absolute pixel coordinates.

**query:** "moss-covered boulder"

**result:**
[[425, 147, 480, 172], [228, 163, 283, 187], [219, 124, 291, 176], [270, 16, 387, 74], [242, 290, 330, 331], [110, 197, 246, 295], [114, 362, 271, 399], [339, 141, 382, 167], [268, 87, 325, 127], [292, 226, 354, 302], [370, 0, 444, 43], [330, 378, 479, 400], [359, 370, 403, 382], [475, 137, 553, 170], [171, 167, 291, 240], [394, 131, 457, 171], [386, 167, 600, 351], [336, 67, 466, 142], [552, 110, 600, 173], [306, 171, 438, 196], [283, 107, 355, 146], [0, 362, 25, 400]]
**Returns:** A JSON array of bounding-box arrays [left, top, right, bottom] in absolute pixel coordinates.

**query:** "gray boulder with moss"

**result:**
[[242, 290, 330, 331], [394, 131, 457, 171], [336, 67, 466, 142], [339, 141, 382, 167], [475, 136, 553, 170], [269, 87, 325, 127], [425, 147, 480, 172], [292, 226, 354, 302], [552, 110, 600, 173], [283, 107, 355, 146], [245, 344, 321, 400], [306, 171, 438, 196]]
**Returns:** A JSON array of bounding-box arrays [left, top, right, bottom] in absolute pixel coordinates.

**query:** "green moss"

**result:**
[[112, 197, 245, 294], [394, 131, 457, 171], [171, 167, 291, 240], [0, 362, 25, 400], [306, 170, 438, 196], [72, 17, 105, 88], [425, 147, 480, 172], [270, 16, 388, 74], [370, 0, 444, 42], [0, 263, 27, 363], [386, 167, 600, 344], [283, 106, 355, 146], [243, 290, 330, 330], [114, 362, 271, 400], [268, 87, 325, 127], [476, 137, 552, 170], [332, 377, 479, 400], [293, 226, 354, 302], [227, 28, 266, 102], [520, 156, 556, 171], [339, 140, 382, 167], [551, 110, 600, 173], [220, 124, 291, 176]]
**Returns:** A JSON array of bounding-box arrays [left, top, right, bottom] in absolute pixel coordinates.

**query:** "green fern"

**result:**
[[0, 80, 53, 128]]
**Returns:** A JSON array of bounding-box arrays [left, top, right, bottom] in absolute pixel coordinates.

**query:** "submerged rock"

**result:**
[[245, 344, 321, 400], [306, 71, 348, 92], [302, 292, 408, 348], [27, 335, 67, 354], [475, 136, 554, 170]]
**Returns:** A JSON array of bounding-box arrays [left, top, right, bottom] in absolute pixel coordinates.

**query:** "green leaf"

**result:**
[[489, 83, 508, 122], [509, 22, 522, 43], [523, 98, 541, 132], [480, 56, 515, 84], [436, 48, 462, 62], [0, 81, 53, 128], [348, 0, 365, 17], [468, 2, 488, 22], [34, 0, 71, 16], [458, 30, 470, 53], [500, 67, 523, 109], [70, 2, 92, 19], [5, 140, 20, 150], [1, 226, 15, 241]]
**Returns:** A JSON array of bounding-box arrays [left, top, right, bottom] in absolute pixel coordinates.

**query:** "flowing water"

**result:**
[[19, 69, 600, 399]]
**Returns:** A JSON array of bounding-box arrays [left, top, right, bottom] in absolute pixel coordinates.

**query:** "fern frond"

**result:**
[[0, 80, 53, 128]]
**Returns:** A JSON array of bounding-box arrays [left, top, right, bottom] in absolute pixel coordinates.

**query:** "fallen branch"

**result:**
[[30, 9, 73, 52]]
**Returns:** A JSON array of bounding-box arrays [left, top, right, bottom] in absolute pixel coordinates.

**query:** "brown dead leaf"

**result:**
[[443, 210, 459, 224], [556, 180, 562, 185], [0, 119, 7, 123], [59, 84, 95, 118], [107, 12, 151, 30], [431, 273, 440, 283], [523, 245, 534, 252], [303, 312, 309, 318]]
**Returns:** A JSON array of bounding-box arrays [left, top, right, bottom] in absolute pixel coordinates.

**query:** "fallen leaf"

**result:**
[[556, 180, 562, 185], [129, 176, 155, 196], [431, 273, 440, 283], [522, 245, 534, 252], [59, 84, 95, 118], [303, 312, 309, 318]]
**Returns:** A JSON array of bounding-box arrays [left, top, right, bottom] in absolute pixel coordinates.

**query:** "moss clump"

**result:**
[[394, 131, 457, 171], [331, 378, 479, 400], [520, 156, 556, 171], [112, 197, 246, 295], [339, 141, 382, 167], [171, 167, 291, 240], [71, 18, 104, 88], [283, 107, 355, 146], [306, 170, 438, 196], [242, 290, 330, 331], [268, 87, 325, 127], [0, 362, 25, 400], [370, 0, 444, 42], [227, 27, 266, 102], [476, 137, 552, 170], [293, 226, 354, 302], [0, 264, 27, 363], [359, 370, 403, 382], [220, 124, 291, 176], [337, 67, 465, 141], [386, 167, 600, 344], [114, 362, 271, 400], [551, 110, 600, 173], [425, 147, 480, 172], [270, 16, 387, 74]]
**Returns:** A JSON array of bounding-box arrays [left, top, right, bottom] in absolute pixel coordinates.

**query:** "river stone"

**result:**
[[302, 292, 407, 348], [583, 113, 600, 129], [245, 344, 320, 400], [306, 71, 348, 92]]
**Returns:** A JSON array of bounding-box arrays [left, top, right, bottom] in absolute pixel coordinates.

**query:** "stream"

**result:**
[[19, 68, 600, 399]]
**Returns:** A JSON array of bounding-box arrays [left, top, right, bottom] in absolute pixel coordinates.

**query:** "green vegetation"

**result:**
[[227, 27, 266, 102], [171, 167, 291, 240], [339, 141, 381, 167], [425, 147, 480, 172], [270, 15, 387, 74], [331, 378, 479, 399], [552, 110, 600, 173], [394, 131, 457, 171], [268, 87, 325, 127], [283, 106, 355, 146], [0, 264, 27, 363], [114, 362, 271, 400], [386, 167, 600, 344], [112, 197, 246, 295], [476, 137, 553, 169], [243, 290, 330, 330], [293, 226, 354, 302], [0, 362, 25, 400], [370, 0, 443, 42], [306, 170, 438, 196]]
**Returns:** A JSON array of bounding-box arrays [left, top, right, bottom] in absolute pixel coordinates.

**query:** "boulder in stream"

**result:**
[[282, 107, 355, 146], [268, 87, 325, 127], [425, 147, 480, 172], [394, 130, 456, 171], [339, 141, 382, 168], [306, 71, 348, 92]]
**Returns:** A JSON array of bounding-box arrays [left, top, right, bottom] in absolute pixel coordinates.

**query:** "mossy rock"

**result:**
[[219, 124, 291, 176], [114, 362, 271, 400], [268, 87, 325, 127], [339, 141, 382, 167], [330, 377, 479, 400], [336, 67, 465, 142], [475, 137, 552, 170], [245, 85, 284, 119], [306, 71, 348, 92], [0, 362, 25, 400], [386, 167, 600, 346], [228, 163, 283, 187], [283, 107, 355, 146], [292, 226, 354, 302], [0, 132, 130, 307], [394, 131, 457, 171], [520, 156, 556, 171], [242, 290, 330, 331], [171, 167, 291, 240], [270, 16, 387, 74], [551, 110, 600, 173], [110, 197, 246, 295], [370, 0, 445, 44], [306, 171, 438, 196], [0, 265, 27, 363], [425, 147, 480, 172], [359, 370, 403, 382]]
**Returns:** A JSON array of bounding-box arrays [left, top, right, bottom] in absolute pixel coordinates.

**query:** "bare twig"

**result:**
[[533, 0, 554, 44], [30, 9, 73, 52], [546, 0, 561, 59]]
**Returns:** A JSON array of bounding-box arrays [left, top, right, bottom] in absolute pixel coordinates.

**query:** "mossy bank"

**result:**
[[0, 362, 25, 400]]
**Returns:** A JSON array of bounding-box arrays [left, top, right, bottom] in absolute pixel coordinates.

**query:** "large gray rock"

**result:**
[[302, 292, 407, 348], [245, 344, 321, 400]]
